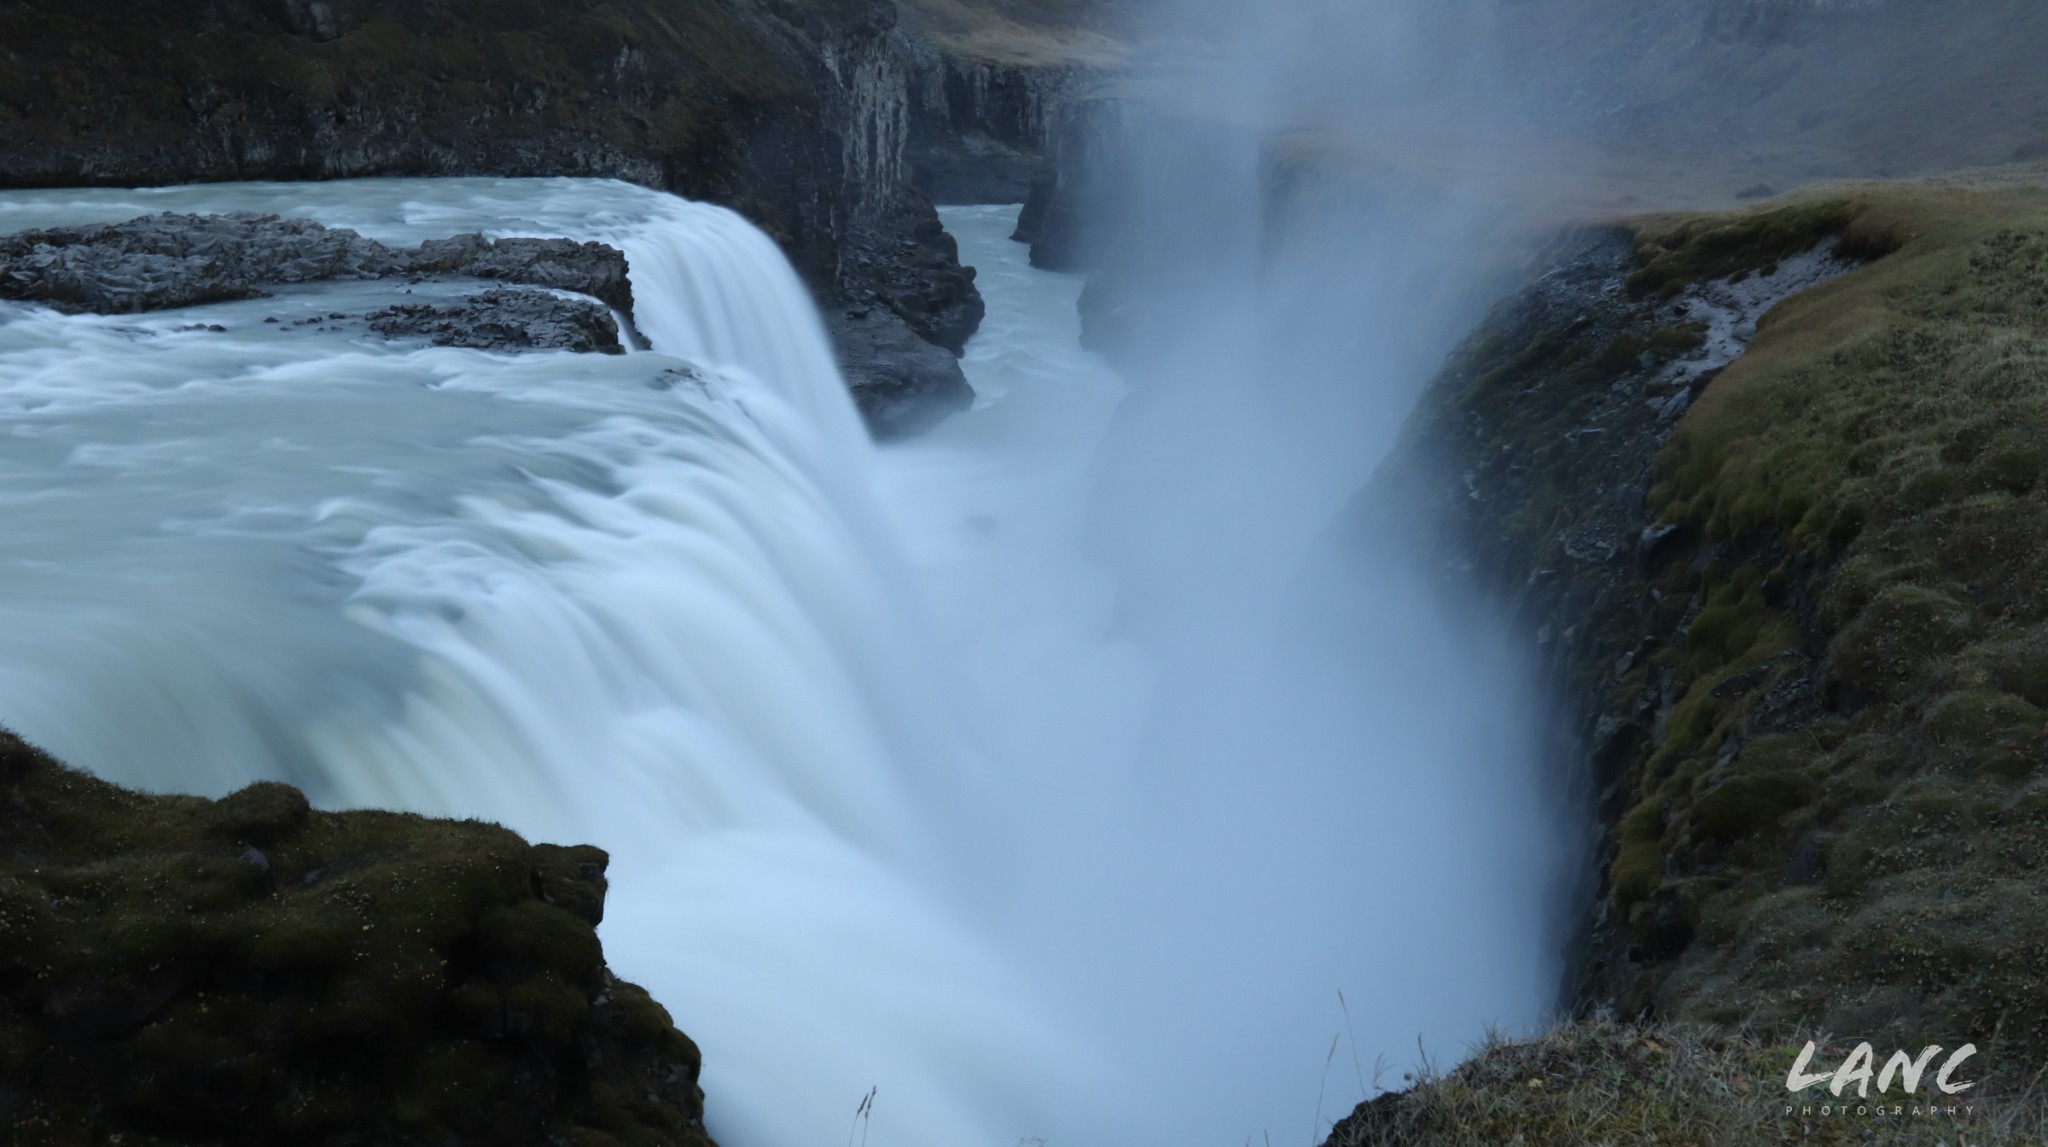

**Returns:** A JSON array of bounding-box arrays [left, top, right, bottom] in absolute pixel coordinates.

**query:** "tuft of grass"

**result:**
[[1626, 200, 1878, 300]]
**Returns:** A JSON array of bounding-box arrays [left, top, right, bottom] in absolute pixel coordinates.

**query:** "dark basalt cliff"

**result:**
[[889, 0, 1118, 207], [0, 0, 980, 432], [897, 37, 1101, 206], [0, 731, 710, 1146]]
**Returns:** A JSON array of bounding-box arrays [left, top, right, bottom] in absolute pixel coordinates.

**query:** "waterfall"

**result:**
[[0, 179, 1094, 1147], [0, 179, 1565, 1147]]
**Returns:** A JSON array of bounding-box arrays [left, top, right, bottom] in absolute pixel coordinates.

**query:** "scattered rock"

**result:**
[[368, 289, 625, 354], [0, 212, 633, 320]]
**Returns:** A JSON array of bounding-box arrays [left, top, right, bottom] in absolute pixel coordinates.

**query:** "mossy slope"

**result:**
[[1637, 183, 2048, 1065], [1352, 176, 2048, 1090], [0, 730, 712, 1147]]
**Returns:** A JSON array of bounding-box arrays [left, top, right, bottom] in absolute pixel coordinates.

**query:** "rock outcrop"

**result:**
[[825, 303, 974, 439], [0, 212, 632, 315], [0, 730, 711, 1146], [0, 211, 634, 355], [368, 290, 626, 355]]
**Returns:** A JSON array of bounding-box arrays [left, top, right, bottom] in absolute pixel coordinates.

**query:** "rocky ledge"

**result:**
[[1, 212, 632, 315], [825, 302, 974, 439], [1, 212, 636, 356], [368, 289, 626, 355], [0, 730, 711, 1146]]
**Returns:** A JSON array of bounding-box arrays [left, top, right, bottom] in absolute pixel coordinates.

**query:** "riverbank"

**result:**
[[1329, 168, 2048, 1138]]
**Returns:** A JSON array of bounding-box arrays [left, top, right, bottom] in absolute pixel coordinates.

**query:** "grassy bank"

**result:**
[[1329, 1022, 2043, 1146], [1622, 180, 2048, 1064], [1341, 170, 2048, 1142]]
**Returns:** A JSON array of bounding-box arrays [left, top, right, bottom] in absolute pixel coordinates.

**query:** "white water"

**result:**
[[0, 182, 1561, 1145]]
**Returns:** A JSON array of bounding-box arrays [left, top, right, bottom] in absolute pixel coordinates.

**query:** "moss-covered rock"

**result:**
[[0, 730, 713, 1147]]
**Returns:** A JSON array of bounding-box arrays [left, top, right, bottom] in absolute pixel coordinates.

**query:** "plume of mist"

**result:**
[[1018, 2, 2048, 1141], [976, 1, 1582, 1141]]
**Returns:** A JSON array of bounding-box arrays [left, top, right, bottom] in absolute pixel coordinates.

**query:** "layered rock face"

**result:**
[[0, 0, 979, 431], [899, 39, 1100, 205], [890, 0, 1119, 206], [0, 731, 712, 1146]]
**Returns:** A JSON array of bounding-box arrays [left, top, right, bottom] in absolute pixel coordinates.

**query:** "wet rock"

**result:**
[[1638, 522, 1685, 568], [0, 213, 397, 313], [1013, 165, 1058, 243], [897, 29, 1103, 206], [0, 213, 635, 322], [412, 234, 634, 314], [368, 289, 625, 354], [827, 305, 974, 439]]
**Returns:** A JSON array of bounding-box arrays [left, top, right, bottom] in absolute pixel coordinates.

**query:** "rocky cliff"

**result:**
[[1350, 176, 2048, 1082], [897, 34, 1103, 205], [890, 0, 1119, 206], [0, 0, 982, 434], [0, 730, 711, 1146]]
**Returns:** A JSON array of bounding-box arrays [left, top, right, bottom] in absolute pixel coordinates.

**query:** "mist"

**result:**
[[877, 1, 1585, 1141], [969, 1, 2048, 1137]]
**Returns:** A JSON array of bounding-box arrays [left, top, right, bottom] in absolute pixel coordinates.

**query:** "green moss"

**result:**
[[0, 731, 714, 1146], [1645, 322, 1708, 357], [1440, 183, 2048, 1075], [1830, 583, 1976, 695], [1627, 200, 1866, 299], [1692, 771, 1818, 842]]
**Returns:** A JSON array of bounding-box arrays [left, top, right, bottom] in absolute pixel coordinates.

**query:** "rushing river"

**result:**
[[0, 182, 1563, 1146]]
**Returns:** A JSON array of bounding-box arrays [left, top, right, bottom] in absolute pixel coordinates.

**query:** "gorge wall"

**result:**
[[890, 0, 1119, 206]]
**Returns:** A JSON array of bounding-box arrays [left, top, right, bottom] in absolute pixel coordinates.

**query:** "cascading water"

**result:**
[[0, 180, 1565, 1146], [0, 178, 1093, 1147]]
